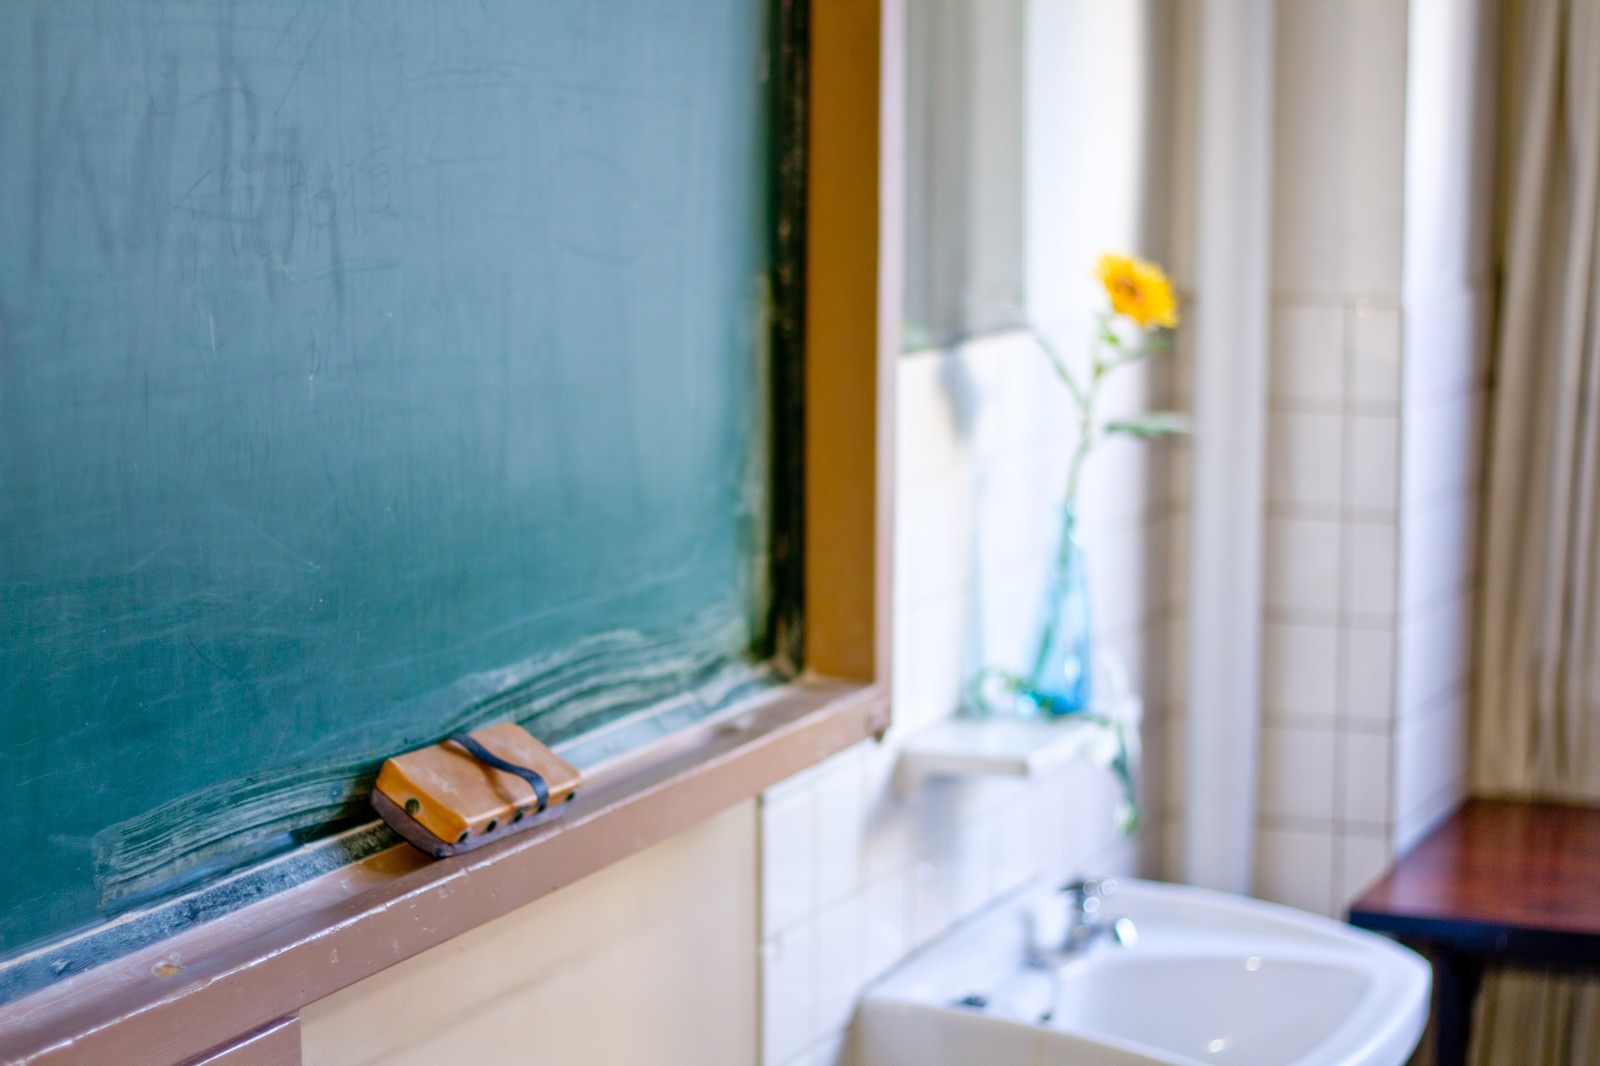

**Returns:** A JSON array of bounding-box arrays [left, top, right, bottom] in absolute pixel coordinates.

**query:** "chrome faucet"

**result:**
[[1028, 878, 1138, 969]]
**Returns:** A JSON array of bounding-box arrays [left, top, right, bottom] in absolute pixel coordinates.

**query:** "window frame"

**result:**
[[0, 1, 893, 1061]]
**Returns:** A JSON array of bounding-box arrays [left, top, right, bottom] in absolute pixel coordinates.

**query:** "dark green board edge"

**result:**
[[768, 0, 809, 676]]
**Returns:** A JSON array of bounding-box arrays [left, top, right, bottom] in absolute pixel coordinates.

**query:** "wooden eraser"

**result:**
[[373, 723, 581, 857]]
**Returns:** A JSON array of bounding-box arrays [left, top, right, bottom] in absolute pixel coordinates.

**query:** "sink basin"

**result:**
[[1049, 955, 1368, 1062], [859, 879, 1430, 1066]]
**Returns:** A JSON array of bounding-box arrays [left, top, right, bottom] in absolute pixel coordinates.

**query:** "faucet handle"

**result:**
[[1059, 878, 1117, 922], [1060, 878, 1118, 901]]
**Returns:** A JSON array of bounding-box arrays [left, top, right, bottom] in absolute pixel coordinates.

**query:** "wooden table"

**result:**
[[1348, 800, 1600, 1066]]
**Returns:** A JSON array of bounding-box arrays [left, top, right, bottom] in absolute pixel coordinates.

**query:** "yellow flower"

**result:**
[[1095, 253, 1179, 329]]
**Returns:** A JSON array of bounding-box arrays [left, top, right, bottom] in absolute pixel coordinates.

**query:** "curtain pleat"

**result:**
[[1470, 1, 1600, 1062], [1470, 970, 1600, 1066]]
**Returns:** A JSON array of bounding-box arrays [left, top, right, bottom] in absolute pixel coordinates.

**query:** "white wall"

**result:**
[[1252, 0, 1411, 916], [301, 802, 758, 1066], [1247, 0, 1495, 916], [1394, 0, 1496, 854], [757, 3, 1181, 1063]]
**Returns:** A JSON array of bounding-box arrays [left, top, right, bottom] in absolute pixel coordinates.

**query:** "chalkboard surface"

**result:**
[[0, 0, 786, 959]]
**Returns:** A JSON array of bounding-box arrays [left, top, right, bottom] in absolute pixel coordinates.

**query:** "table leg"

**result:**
[[1432, 951, 1484, 1066]]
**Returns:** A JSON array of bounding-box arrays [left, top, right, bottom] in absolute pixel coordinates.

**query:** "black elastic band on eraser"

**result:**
[[447, 732, 551, 813]]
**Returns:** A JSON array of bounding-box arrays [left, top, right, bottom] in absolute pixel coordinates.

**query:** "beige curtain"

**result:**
[[1471, 0, 1600, 1062], [1477, 0, 1600, 801]]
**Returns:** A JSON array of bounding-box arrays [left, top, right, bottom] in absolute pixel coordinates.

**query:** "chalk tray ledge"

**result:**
[[0, 676, 887, 1066]]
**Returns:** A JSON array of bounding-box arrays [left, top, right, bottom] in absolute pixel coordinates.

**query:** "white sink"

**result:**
[[859, 879, 1430, 1066]]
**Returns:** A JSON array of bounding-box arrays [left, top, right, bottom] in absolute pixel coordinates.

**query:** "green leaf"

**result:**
[[1104, 411, 1192, 439]]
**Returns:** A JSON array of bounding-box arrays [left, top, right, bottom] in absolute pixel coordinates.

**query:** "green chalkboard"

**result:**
[[0, 0, 798, 965]]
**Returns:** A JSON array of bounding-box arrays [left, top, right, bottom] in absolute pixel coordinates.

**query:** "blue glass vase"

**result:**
[[1020, 506, 1093, 716]]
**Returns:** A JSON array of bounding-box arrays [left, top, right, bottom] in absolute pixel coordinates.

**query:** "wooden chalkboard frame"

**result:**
[[0, 1, 894, 1062]]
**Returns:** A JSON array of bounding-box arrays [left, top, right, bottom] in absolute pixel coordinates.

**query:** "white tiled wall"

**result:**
[[756, 0, 1500, 1058], [1258, 296, 1409, 917], [758, 333, 1173, 1066], [759, 6, 1186, 1037], [1250, 0, 1494, 916], [1392, 0, 1497, 848]]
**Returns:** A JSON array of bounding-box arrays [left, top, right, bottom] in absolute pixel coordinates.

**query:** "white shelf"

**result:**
[[896, 698, 1139, 790]]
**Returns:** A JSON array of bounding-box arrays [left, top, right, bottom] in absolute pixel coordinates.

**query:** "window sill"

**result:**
[[0, 677, 888, 1066]]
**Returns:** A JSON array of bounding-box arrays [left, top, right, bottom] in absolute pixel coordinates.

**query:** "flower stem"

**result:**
[[1063, 428, 1092, 524], [1064, 314, 1117, 515], [1028, 325, 1086, 410]]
